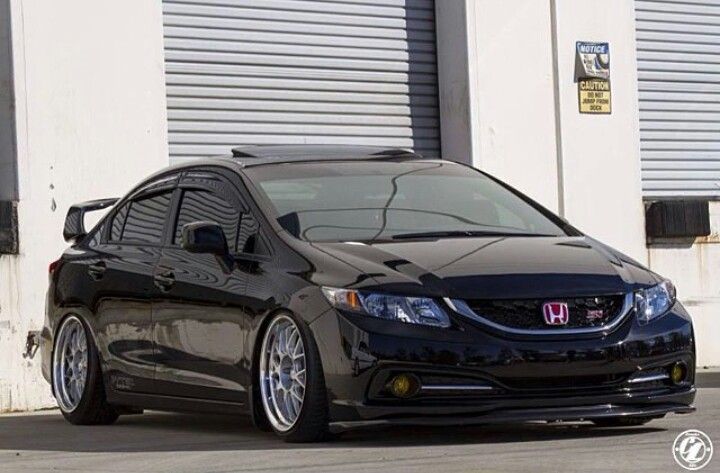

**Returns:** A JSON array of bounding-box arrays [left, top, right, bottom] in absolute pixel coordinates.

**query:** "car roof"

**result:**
[[228, 144, 425, 167], [142, 145, 440, 185]]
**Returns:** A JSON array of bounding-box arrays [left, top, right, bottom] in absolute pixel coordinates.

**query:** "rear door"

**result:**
[[93, 175, 178, 394], [152, 170, 253, 402]]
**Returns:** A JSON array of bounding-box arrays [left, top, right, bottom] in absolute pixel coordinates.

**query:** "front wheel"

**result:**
[[52, 315, 118, 425], [258, 312, 329, 442]]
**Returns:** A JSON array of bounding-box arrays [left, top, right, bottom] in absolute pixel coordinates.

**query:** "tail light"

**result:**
[[49, 259, 62, 275]]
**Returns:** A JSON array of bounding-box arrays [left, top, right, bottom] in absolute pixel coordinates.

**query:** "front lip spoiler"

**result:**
[[330, 403, 695, 432]]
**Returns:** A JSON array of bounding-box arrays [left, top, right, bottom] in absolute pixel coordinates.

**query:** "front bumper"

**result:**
[[310, 301, 696, 426]]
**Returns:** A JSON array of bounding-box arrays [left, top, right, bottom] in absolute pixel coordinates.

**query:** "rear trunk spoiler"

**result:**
[[63, 198, 118, 243]]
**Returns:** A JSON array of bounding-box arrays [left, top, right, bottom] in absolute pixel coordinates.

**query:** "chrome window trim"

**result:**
[[444, 293, 634, 336]]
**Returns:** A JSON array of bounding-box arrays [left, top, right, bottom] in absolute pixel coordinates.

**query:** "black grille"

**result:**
[[466, 295, 626, 330]]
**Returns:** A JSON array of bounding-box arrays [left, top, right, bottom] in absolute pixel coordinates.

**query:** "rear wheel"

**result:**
[[52, 315, 118, 425], [258, 313, 328, 442], [591, 416, 655, 427]]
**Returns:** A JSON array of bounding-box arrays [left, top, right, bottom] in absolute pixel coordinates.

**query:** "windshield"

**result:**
[[246, 160, 569, 242]]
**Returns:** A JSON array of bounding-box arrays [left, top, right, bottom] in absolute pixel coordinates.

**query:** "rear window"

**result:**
[[110, 202, 129, 242]]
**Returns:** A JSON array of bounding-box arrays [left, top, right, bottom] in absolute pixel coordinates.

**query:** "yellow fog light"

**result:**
[[669, 362, 687, 385], [388, 373, 420, 398]]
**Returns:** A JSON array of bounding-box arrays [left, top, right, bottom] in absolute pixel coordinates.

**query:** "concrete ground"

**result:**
[[0, 389, 717, 473]]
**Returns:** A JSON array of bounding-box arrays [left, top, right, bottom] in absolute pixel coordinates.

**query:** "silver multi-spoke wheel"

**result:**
[[52, 316, 88, 413], [259, 315, 307, 432]]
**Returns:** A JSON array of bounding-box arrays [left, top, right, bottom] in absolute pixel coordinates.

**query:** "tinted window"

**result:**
[[110, 202, 130, 241], [174, 189, 240, 251], [237, 213, 263, 254], [86, 220, 107, 248], [121, 192, 173, 244], [247, 161, 568, 242]]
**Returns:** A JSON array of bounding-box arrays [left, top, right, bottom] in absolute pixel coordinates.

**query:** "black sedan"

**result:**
[[39, 145, 695, 442]]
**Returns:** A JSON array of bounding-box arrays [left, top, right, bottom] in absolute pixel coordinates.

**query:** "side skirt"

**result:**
[[106, 389, 248, 416]]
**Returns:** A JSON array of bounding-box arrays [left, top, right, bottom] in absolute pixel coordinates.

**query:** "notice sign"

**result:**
[[578, 78, 611, 114], [576, 42, 610, 79], [576, 41, 611, 114]]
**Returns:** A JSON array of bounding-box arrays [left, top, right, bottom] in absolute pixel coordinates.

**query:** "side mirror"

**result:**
[[181, 221, 228, 256]]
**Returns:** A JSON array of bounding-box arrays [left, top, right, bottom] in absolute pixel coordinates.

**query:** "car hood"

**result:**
[[308, 236, 659, 299]]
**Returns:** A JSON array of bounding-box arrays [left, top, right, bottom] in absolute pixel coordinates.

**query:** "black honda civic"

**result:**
[[39, 145, 695, 442]]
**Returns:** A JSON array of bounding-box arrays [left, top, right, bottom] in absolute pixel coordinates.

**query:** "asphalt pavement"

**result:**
[[0, 388, 717, 473]]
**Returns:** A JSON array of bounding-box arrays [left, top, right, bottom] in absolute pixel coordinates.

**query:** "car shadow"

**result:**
[[0, 410, 664, 453]]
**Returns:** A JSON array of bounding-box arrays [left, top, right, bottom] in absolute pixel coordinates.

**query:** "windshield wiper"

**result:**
[[391, 230, 552, 240]]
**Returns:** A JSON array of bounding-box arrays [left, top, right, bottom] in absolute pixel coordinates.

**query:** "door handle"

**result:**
[[153, 271, 175, 291], [87, 262, 107, 281]]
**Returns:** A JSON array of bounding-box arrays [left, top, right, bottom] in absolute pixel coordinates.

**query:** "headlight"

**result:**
[[635, 280, 676, 324], [321, 287, 451, 328]]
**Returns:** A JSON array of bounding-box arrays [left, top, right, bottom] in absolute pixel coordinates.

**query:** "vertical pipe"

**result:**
[[549, 0, 565, 217]]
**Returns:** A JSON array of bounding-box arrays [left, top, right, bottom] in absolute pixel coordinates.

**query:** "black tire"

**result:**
[[591, 416, 654, 427], [257, 312, 329, 443], [53, 315, 119, 425]]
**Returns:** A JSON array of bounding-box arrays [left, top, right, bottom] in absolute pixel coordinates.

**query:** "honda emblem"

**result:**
[[542, 302, 569, 325]]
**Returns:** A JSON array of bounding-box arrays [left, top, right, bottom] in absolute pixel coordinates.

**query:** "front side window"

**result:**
[[237, 213, 263, 254], [247, 161, 569, 242], [120, 192, 173, 244], [173, 189, 241, 252]]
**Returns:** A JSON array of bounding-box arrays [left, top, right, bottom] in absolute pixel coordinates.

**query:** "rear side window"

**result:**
[[174, 189, 240, 251], [110, 202, 130, 241], [86, 220, 107, 248], [119, 192, 173, 244]]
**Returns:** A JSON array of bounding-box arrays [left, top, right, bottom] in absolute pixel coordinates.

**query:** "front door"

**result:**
[[152, 172, 254, 402]]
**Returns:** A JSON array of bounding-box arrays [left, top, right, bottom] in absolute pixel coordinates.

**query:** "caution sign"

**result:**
[[578, 78, 611, 114]]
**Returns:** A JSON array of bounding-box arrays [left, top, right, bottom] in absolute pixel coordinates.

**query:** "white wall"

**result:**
[[552, 0, 646, 262], [0, 0, 169, 412], [648, 202, 720, 367], [438, 0, 646, 260], [468, 0, 561, 213], [437, 0, 561, 213]]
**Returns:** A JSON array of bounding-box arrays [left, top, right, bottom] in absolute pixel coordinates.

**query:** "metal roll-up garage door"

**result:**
[[162, 0, 440, 164], [636, 0, 720, 198]]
